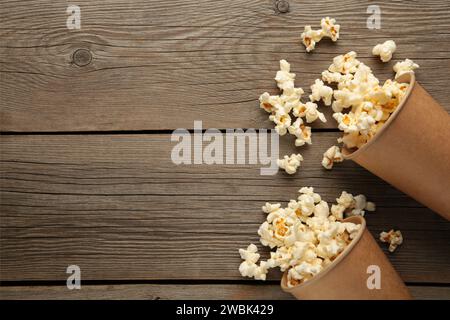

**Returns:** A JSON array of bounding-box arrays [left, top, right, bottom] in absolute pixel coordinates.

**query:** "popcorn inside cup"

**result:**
[[319, 51, 418, 153], [238, 188, 375, 287]]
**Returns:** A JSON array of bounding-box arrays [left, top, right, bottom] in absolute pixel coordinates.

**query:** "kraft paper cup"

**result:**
[[281, 216, 411, 300], [342, 72, 450, 220]]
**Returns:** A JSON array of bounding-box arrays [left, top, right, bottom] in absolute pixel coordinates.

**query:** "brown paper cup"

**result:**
[[342, 72, 450, 220], [281, 216, 411, 300]]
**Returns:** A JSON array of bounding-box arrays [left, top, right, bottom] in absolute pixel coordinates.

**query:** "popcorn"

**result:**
[[320, 17, 340, 42], [322, 70, 353, 85], [365, 201, 376, 212], [269, 109, 292, 136], [262, 202, 281, 214], [239, 188, 366, 285], [301, 17, 340, 52], [331, 191, 376, 218], [393, 59, 419, 78], [288, 118, 312, 146], [323, 52, 411, 151], [239, 244, 260, 264], [304, 102, 327, 123], [259, 92, 281, 113], [277, 153, 304, 174], [379, 229, 403, 252], [372, 40, 396, 62], [321, 145, 344, 169], [301, 26, 324, 52], [329, 51, 360, 74], [275, 59, 296, 91], [310, 79, 334, 106]]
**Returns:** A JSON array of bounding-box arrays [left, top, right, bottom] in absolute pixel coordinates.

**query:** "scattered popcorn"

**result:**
[[393, 59, 419, 79], [275, 59, 296, 91], [329, 51, 360, 74], [288, 118, 312, 146], [320, 17, 340, 42], [238, 188, 365, 286], [301, 17, 340, 52], [332, 191, 376, 218], [310, 79, 333, 106], [322, 70, 353, 85], [301, 25, 324, 52], [277, 153, 304, 174], [379, 229, 403, 252], [304, 102, 327, 123], [239, 243, 260, 263], [372, 40, 397, 62], [321, 145, 344, 169], [269, 109, 292, 136]]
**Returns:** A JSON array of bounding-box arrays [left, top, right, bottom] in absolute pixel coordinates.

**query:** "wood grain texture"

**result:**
[[1, 0, 449, 132], [1, 284, 449, 300], [1, 133, 449, 282]]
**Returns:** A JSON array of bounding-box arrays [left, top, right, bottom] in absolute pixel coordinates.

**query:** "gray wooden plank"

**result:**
[[1, 0, 449, 131], [0, 284, 449, 300], [1, 133, 449, 282]]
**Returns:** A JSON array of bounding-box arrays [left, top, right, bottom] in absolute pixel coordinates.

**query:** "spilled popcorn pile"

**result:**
[[238, 188, 375, 286]]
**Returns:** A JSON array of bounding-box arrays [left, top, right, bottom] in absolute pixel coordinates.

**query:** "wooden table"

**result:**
[[1, 0, 449, 300]]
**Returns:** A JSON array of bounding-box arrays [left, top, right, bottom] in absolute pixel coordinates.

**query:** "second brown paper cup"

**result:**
[[342, 72, 450, 220], [280, 216, 411, 300]]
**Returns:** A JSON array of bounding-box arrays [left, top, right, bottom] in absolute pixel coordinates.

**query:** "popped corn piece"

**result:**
[[333, 112, 359, 134], [239, 260, 258, 278], [288, 118, 312, 146], [328, 51, 360, 74], [301, 26, 324, 52], [372, 40, 397, 62], [277, 153, 304, 175], [259, 92, 276, 113], [321, 145, 344, 170], [262, 202, 281, 214], [393, 59, 419, 78], [348, 194, 367, 217], [292, 102, 307, 118], [275, 59, 296, 91], [253, 261, 269, 280], [365, 201, 376, 211], [304, 101, 327, 123], [314, 200, 330, 218], [258, 221, 284, 248], [310, 79, 334, 106], [298, 187, 322, 203], [332, 89, 363, 113], [380, 229, 403, 252], [269, 109, 292, 136], [238, 244, 260, 264], [320, 17, 340, 42], [336, 191, 354, 208], [331, 204, 345, 221], [322, 70, 353, 84]]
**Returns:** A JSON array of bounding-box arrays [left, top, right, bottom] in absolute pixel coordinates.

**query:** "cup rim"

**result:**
[[281, 215, 366, 292], [342, 72, 416, 160]]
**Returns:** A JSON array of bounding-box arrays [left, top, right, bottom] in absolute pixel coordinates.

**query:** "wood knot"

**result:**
[[276, 0, 289, 13], [72, 49, 92, 67]]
